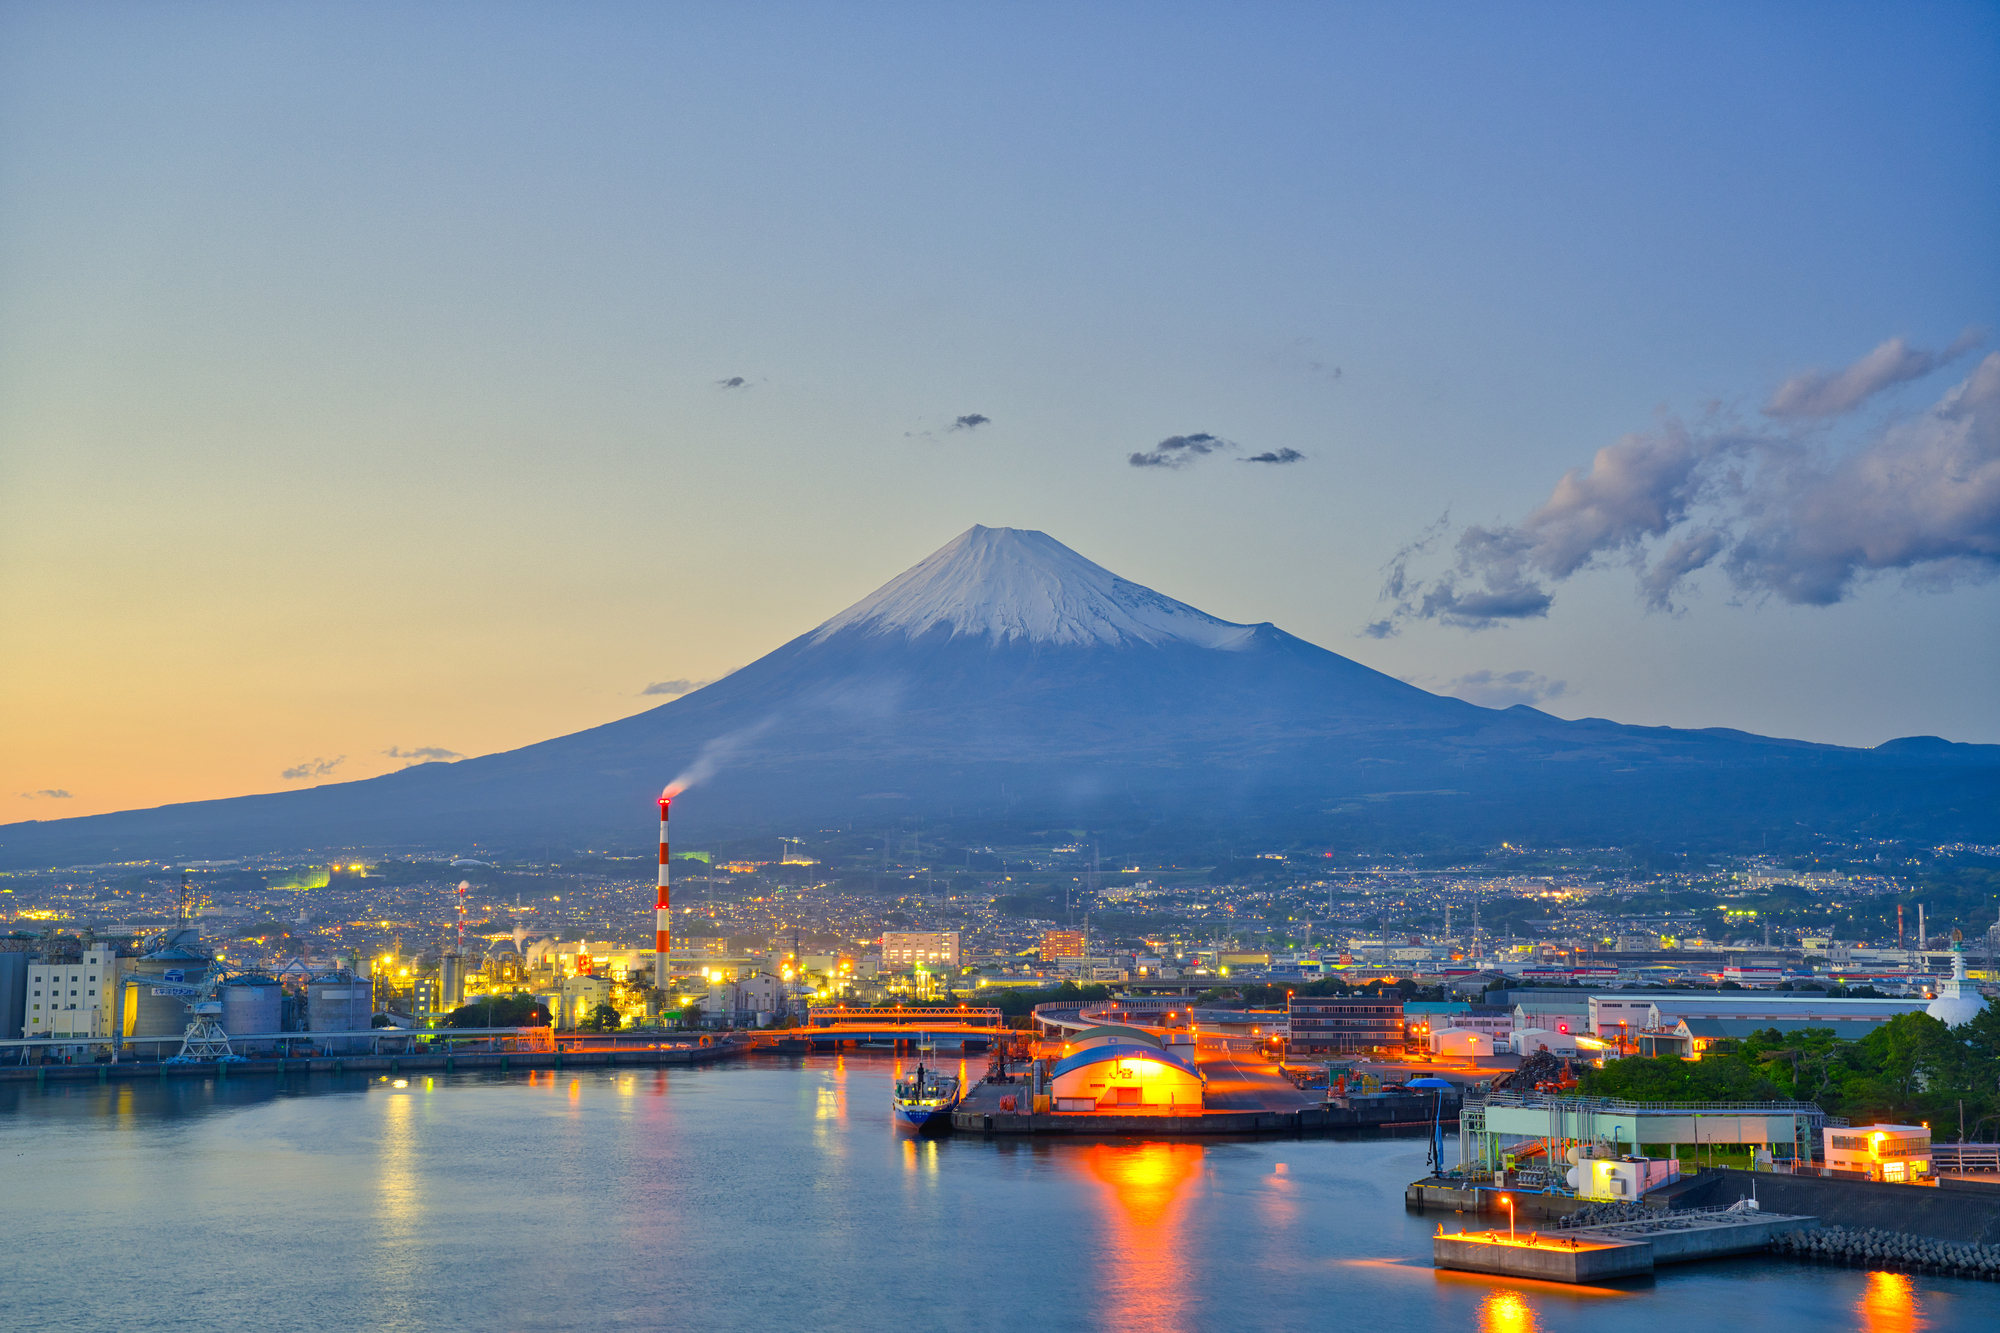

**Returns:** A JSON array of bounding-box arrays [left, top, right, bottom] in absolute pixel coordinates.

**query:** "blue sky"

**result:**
[[3, 2, 1996, 816]]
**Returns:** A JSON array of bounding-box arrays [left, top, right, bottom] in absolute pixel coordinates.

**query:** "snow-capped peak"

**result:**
[[810, 526, 1260, 649]]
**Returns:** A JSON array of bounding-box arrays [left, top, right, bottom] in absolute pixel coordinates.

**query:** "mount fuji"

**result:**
[[5, 526, 1995, 864]]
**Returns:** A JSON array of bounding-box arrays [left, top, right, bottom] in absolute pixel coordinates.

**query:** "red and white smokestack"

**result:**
[[655, 793, 672, 990]]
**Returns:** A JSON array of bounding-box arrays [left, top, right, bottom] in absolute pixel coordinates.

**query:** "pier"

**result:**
[[1433, 1207, 1819, 1283]]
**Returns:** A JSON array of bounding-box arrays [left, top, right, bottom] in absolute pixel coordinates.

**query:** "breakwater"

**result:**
[[1768, 1226, 2000, 1280]]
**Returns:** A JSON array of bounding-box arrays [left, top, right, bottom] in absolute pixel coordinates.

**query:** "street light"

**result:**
[[1502, 1193, 1516, 1242]]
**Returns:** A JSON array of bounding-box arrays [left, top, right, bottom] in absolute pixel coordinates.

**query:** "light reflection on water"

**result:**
[[1861, 1271, 1926, 1333], [1482, 1288, 1543, 1333], [2, 1060, 1993, 1333]]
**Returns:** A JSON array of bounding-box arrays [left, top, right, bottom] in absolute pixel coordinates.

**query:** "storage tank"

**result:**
[[220, 975, 283, 1037], [123, 948, 211, 1043], [306, 973, 373, 1032]]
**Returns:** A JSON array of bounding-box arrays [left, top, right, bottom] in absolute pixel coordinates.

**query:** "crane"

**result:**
[[112, 965, 248, 1063]]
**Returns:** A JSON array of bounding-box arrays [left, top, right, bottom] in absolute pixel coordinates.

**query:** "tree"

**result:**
[[447, 993, 550, 1028], [583, 1001, 621, 1032]]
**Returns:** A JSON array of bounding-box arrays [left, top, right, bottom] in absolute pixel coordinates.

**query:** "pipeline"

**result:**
[[1768, 1226, 2000, 1280]]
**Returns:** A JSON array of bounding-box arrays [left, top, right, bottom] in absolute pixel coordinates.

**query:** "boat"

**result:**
[[891, 1061, 960, 1130]]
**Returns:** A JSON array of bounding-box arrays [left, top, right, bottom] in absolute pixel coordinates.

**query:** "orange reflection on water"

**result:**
[[1069, 1143, 1204, 1333], [1479, 1289, 1542, 1333], [1858, 1271, 1924, 1333]]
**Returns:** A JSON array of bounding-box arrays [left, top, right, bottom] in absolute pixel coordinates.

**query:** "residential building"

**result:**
[[881, 932, 960, 970], [1039, 930, 1086, 962]]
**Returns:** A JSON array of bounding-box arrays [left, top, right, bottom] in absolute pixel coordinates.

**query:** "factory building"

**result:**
[[25, 945, 125, 1040]]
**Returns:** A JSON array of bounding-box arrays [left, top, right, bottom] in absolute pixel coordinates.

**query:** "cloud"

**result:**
[[1443, 670, 1569, 709], [1371, 344, 2000, 630], [1763, 330, 1982, 419], [715, 376, 749, 389], [383, 746, 464, 764], [949, 414, 991, 431], [1129, 433, 1238, 468], [281, 757, 344, 781], [643, 679, 713, 696], [1244, 448, 1306, 465], [17, 789, 73, 799]]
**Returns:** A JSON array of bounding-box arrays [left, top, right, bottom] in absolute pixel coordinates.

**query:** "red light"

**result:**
[[1557, 1022, 1569, 1034]]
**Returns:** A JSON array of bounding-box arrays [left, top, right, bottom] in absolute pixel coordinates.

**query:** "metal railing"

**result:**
[[1479, 1091, 1830, 1115]]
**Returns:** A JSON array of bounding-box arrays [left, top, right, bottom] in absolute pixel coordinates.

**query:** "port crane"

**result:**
[[111, 965, 249, 1064]]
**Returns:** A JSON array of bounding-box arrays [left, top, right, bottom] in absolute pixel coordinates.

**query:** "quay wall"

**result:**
[[0, 1043, 744, 1083], [1676, 1168, 2000, 1246]]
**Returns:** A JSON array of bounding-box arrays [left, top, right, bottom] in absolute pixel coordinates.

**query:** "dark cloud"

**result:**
[[1442, 669, 1569, 709], [1129, 433, 1237, 469], [716, 376, 748, 389], [17, 789, 73, 799], [383, 746, 464, 764], [950, 414, 991, 431], [643, 678, 713, 697], [1244, 448, 1306, 465], [281, 757, 344, 781], [1370, 344, 2000, 632]]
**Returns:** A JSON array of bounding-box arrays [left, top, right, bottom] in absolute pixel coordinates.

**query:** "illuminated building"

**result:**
[[1039, 929, 1085, 962], [1287, 996, 1402, 1054], [1826, 1124, 1933, 1183], [880, 931, 959, 969], [1049, 1040, 1204, 1112]]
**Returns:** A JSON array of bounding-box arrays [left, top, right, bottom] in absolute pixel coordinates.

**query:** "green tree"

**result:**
[[446, 992, 549, 1028], [583, 1001, 621, 1032]]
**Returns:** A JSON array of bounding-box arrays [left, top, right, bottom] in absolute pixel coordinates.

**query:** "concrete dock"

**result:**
[[1434, 1231, 1654, 1282], [1433, 1208, 1819, 1283], [952, 1060, 1455, 1135]]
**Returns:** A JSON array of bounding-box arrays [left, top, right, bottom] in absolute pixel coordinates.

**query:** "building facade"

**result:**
[[25, 945, 125, 1040], [1040, 930, 1085, 962], [1287, 997, 1404, 1054], [881, 932, 960, 970]]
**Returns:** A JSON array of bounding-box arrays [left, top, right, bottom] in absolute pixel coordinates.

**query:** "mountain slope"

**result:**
[[4, 526, 1995, 865]]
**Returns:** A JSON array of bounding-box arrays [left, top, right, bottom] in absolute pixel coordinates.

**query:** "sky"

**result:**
[[3, 2, 1997, 822]]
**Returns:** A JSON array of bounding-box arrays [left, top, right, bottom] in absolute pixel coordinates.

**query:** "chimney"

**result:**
[[656, 794, 672, 990]]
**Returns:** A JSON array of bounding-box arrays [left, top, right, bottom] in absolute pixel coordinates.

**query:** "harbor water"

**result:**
[[4, 1054, 1995, 1332]]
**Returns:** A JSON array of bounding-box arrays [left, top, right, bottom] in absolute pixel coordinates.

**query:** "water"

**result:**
[[3, 1055, 1994, 1332]]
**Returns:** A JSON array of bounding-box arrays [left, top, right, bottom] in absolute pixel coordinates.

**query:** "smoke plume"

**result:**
[[1370, 342, 2000, 631], [662, 716, 780, 799]]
